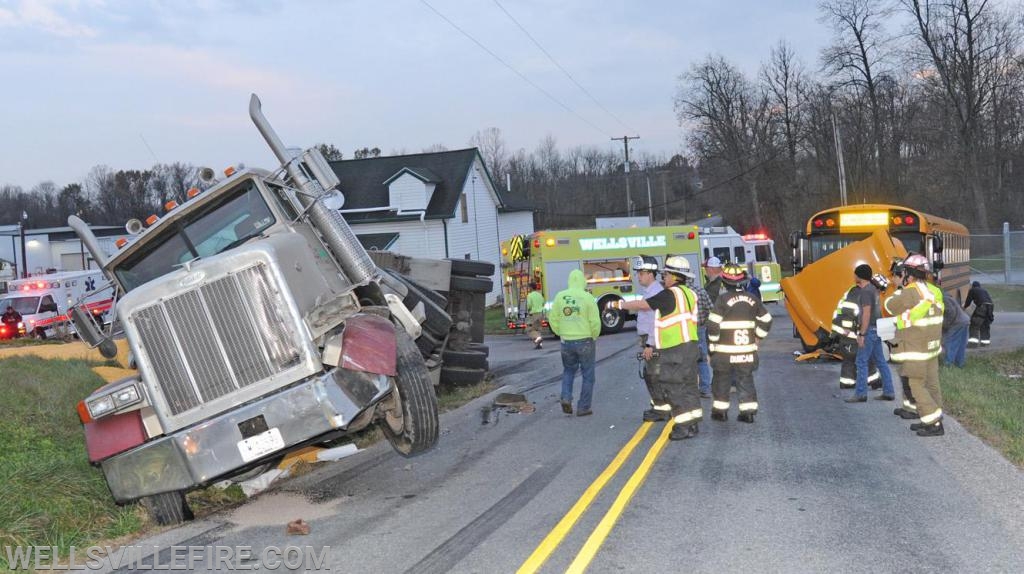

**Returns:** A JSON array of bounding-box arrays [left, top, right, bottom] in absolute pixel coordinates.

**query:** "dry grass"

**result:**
[[942, 349, 1024, 466]]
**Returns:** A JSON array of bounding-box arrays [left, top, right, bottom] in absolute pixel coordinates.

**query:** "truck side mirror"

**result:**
[[70, 304, 118, 358]]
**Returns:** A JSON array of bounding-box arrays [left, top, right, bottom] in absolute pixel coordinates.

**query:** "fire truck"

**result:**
[[500, 226, 703, 334], [1, 270, 113, 339], [698, 226, 783, 303]]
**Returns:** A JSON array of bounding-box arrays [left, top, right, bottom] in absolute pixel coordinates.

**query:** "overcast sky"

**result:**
[[0, 0, 831, 190]]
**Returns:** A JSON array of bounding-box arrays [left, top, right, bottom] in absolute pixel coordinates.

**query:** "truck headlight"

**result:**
[[112, 385, 141, 407], [87, 395, 115, 418]]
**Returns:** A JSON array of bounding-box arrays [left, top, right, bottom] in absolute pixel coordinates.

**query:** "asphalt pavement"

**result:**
[[109, 307, 1024, 573]]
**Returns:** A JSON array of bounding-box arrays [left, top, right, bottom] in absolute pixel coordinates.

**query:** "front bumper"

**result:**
[[100, 367, 391, 503]]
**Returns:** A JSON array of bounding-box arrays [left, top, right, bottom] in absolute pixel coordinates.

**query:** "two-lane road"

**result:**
[[117, 308, 1024, 573]]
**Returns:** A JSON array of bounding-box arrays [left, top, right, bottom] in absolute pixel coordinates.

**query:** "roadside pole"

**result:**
[[1004, 222, 1011, 284]]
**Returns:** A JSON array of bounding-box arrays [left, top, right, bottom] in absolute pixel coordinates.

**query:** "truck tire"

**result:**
[[465, 342, 489, 357], [450, 275, 493, 294], [440, 366, 487, 387], [448, 259, 495, 277], [416, 330, 444, 357], [141, 491, 194, 526], [383, 331, 440, 457], [598, 296, 624, 334], [442, 348, 489, 370]]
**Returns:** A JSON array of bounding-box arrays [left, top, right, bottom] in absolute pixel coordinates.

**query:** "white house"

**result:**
[[329, 148, 535, 303], [0, 224, 127, 292]]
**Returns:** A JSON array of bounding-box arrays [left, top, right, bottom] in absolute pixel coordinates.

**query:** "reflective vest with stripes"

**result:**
[[886, 281, 944, 362], [652, 286, 698, 350], [831, 285, 861, 339]]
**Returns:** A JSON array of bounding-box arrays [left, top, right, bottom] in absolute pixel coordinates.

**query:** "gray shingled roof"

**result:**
[[328, 148, 529, 223]]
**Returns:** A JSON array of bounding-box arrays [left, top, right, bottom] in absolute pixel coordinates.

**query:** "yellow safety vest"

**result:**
[[653, 286, 698, 350]]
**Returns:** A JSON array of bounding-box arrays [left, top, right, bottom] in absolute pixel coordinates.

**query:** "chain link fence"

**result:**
[[970, 224, 1024, 285]]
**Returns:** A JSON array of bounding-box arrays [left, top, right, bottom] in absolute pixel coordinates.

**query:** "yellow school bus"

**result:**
[[785, 204, 970, 351]]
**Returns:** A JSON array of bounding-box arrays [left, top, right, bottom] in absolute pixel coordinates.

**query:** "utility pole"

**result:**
[[19, 211, 28, 279], [645, 175, 654, 223], [612, 135, 639, 216], [831, 113, 848, 206]]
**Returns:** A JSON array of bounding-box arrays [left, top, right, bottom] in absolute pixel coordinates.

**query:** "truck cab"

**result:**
[[68, 95, 440, 525]]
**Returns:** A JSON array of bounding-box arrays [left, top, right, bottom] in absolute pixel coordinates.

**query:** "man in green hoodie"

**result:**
[[526, 283, 546, 349], [548, 269, 602, 416]]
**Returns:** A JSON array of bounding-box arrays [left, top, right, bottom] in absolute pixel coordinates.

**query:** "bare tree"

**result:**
[[820, 0, 896, 193], [469, 128, 508, 180]]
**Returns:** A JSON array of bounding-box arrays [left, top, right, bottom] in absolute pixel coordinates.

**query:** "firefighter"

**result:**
[[888, 261, 919, 420], [964, 281, 995, 347], [611, 256, 703, 440], [831, 283, 882, 390], [707, 263, 772, 423], [884, 254, 946, 436], [630, 255, 664, 419]]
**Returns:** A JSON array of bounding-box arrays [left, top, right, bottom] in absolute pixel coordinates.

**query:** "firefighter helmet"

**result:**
[[631, 255, 659, 273], [661, 255, 696, 279], [720, 262, 748, 288], [903, 253, 931, 278]]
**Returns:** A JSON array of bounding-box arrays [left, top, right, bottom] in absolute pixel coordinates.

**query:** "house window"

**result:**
[[460, 193, 469, 223]]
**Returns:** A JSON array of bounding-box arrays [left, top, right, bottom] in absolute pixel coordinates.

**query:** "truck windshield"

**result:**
[[1, 296, 40, 315], [113, 181, 276, 291]]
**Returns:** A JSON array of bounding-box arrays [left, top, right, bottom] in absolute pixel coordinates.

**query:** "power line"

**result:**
[[419, 0, 610, 138], [491, 0, 636, 134]]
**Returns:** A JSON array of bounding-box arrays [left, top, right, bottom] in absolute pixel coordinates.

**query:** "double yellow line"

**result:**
[[517, 420, 675, 574]]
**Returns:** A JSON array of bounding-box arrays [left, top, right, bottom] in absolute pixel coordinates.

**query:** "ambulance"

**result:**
[[1, 270, 114, 338], [698, 226, 783, 303], [500, 226, 703, 334]]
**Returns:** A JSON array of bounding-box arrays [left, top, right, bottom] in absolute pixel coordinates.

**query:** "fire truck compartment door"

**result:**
[[545, 261, 581, 300]]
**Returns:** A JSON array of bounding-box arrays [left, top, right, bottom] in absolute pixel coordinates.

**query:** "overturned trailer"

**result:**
[[68, 95, 450, 525]]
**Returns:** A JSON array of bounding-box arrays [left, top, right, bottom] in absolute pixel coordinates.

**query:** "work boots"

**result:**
[[916, 421, 944, 437], [670, 423, 699, 440], [893, 407, 918, 419], [710, 410, 728, 422], [642, 409, 670, 422], [737, 412, 756, 424]]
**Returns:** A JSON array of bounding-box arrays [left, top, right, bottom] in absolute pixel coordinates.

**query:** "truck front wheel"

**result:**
[[140, 491, 193, 526], [382, 331, 440, 457], [598, 296, 625, 334]]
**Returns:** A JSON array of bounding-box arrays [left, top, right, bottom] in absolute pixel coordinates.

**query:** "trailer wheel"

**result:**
[[140, 491, 194, 526], [450, 275, 493, 294], [382, 330, 440, 457], [598, 296, 624, 334], [448, 259, 495, 277], [440, 365, 488, 387], [442, 348, 489, 370]]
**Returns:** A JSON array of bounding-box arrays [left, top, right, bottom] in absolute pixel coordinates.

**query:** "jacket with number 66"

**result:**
[[707, 290, 772, 367]]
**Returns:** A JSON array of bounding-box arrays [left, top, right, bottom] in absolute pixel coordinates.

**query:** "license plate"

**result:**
[[237, 427, 285, 462]]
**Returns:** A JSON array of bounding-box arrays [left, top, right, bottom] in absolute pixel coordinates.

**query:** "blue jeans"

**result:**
[[944, 323, 968, 368], [561, 338, 596, 411], [855, 328, 894, 397], [698, 326, 712, 394]]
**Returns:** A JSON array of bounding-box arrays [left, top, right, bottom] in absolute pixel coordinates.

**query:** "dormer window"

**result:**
[[383, 167, 439, 212]]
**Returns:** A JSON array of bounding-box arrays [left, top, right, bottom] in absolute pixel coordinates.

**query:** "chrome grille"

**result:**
[[133, 263, 301, 416]]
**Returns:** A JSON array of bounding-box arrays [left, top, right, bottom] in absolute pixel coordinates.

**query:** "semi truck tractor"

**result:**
[[68, 95, 444, 525]]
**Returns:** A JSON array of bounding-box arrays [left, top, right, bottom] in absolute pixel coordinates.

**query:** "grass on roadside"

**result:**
[[485, 305, 511, 335], [941, 349, 1024, 466], [0, 357, 145, 566], [985, 284, 1024, 312]]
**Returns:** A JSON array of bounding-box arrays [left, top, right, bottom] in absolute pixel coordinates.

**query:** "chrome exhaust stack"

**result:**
[[68, 215, 110, 269], [249, 94, 378, 284]]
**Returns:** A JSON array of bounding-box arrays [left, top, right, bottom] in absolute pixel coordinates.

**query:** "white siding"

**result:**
[[447, 158, 505, 303], [348, 220, 448, 260], [497, 211, 535, 243], [388, 172, 434, 212]]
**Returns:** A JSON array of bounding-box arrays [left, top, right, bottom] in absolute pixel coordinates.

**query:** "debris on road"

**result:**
[[286, 519, 311, 535]]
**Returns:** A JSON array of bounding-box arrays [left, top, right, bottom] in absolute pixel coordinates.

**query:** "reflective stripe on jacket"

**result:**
[[884, 281, 944, 362], [652, 286, 698, 350], [831, 285, 861, 339], [707, 289, 772, 354]]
